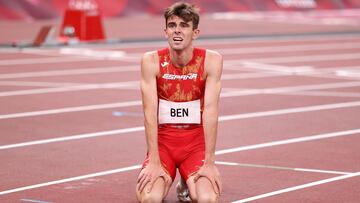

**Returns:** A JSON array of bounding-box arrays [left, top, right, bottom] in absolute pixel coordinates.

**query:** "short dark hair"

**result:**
[[164, 2, 200, 30]]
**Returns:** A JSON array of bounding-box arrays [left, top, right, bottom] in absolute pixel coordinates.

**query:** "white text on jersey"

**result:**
[[162, 73, 197, 80]]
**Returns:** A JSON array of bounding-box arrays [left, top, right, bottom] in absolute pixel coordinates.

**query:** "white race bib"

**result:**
[[158, 99, 201, 124]]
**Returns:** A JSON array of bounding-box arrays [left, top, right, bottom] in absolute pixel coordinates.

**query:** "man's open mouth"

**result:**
[[173, 37, 183, 42]]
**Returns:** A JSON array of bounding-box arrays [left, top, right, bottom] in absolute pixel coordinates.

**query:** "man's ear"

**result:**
[[164, 28, 169, 39], [192, 29, 200, 40]]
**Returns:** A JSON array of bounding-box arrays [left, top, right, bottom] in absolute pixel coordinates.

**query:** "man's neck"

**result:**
[[169, 46, 193, 67]]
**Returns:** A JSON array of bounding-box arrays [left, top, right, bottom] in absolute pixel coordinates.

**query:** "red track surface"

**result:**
[[1, 14, 360, 203]]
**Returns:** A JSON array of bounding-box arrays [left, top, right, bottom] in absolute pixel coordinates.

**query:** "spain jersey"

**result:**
[[156, 48, 206, 126]]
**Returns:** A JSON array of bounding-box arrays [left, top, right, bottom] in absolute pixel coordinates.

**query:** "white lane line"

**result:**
[[225, 64, 360, 75], [214, 161, 352, 175], [0, 71, 277, 97], [0, 127, 144, 150], [70, 42, 360, 63], [221, 81, 360, 97], [108, 34, 360, 49], [0, 71, 283, 97], [0, 65, 357, 97], [0, 165, 142, 195], [2, 81, 360, 119], [0, 66, 138, 79], [221, 72, 285, 79], [0, 100, 142, 120], [59, 48, 126, 59], [240, 61, 313, 74], [0, 81, 139, 97], [225, 53, 360, 65], [8, 33, 358, 53], [0, 81, 84, 87], [336, 69, 360, 78], [281, 91, 360, 98], [218, 101, 360, 121], [0, 56, 99, 66], [1, 101, 360, 149], [215, 129, 360, 155], [0, 129, 359, 195], [2, 40, 360, 66], [20, 199, 52, 203], [231, 172, 360, 203], [217, 42, 360, 55], [0, 72, 281, 97]]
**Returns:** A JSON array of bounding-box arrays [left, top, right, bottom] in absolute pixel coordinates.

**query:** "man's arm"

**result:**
[[141, 52, 160, 165], [137, 52, 169, 193], [194, 50, 223, 194]]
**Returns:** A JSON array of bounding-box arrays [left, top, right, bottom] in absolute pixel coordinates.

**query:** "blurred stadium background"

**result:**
[[1, 0, 360, 47], [1, 1, 360, 202]]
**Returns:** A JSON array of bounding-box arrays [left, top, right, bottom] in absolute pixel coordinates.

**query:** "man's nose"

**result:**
[[175, 25, 181, 33]]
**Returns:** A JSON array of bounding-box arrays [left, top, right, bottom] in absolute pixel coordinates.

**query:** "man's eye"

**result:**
[[168, 24, 176, 28]]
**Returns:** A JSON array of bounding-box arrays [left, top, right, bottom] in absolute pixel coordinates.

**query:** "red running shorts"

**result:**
[[142, 125, 205, 182]]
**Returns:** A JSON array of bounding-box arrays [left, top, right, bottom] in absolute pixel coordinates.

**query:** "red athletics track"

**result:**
[[1, 14, 360, 203]]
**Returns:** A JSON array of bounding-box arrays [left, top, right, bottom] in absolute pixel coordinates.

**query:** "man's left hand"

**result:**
[[193, 163, 222, 195]]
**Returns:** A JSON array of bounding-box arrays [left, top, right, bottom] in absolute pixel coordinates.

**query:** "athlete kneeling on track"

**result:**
[[136, 2, 223, 202]]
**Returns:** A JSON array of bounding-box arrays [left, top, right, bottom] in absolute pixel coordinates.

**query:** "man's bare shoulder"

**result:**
[[204, 49, 223, 76], [142, 51, 158, 63], [141, 51, 159, 77], [205, 49, 223, 62]]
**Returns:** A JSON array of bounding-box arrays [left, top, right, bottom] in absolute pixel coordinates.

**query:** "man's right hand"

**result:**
[[137, 162, 170, 193]]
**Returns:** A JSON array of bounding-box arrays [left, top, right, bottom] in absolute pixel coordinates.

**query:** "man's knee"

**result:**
[[197, 192, 218, 203], [135, 177, 169, 203], [139, 191, 163, 203]]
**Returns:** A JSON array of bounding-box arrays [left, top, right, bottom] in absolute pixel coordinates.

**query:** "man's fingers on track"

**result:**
[[215, 178, 222, 195], [193, 173, 200, 182], [147, 177, 157, 193], [211, 179, 219, 194], [139, 176, 149, 193], [160, 173, 169, 183], [137, 169, 146, 183]]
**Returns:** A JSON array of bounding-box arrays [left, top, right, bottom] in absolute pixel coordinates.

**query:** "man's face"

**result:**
[[164, 15, 199, 50]]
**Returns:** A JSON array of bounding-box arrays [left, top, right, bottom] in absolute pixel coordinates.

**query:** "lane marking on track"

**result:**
[[1, 101, 360, 150], [240, 61, 314, 74], [59, 48, 126, 59], [4, 34, 360, 55], [214, 161, 352, 175], [2, 81, 360, 119], [2, 40, 360, 66], [219, 101, 360, 121], [0, 71, 288, 96], [335, 69, 360, 78], [0, 66, 139, 79], [231, 171, 360, 203], [20, 199, 53, 203], [0, 126, 144, 150], [280, 90, 360, 98], [220, 81, 360, 97], [225, 53, 360, 65], [138, 34, 360, 47], [0, 165, 142, 195], [217, 42, 360, 55], [3, 71, 359, 97], [80, 42, 360, 63], [0, 100, 142, 120], [0, 56, 100, 66], [215, 129, 360, 155], [0, 81, 139, 97], [0, 129, 359, 195], [0, 81, 85, 87], [2, 64, 359, 97]]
